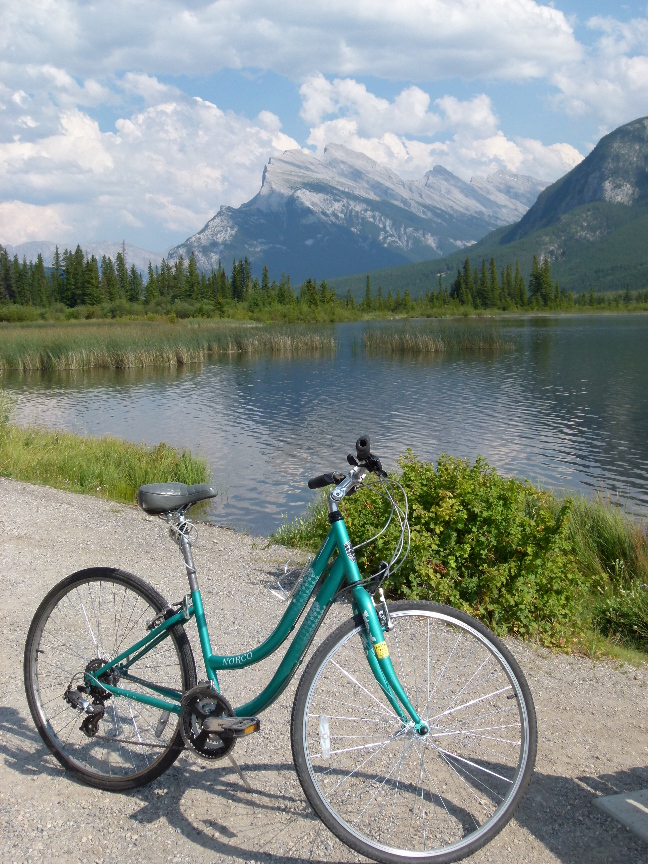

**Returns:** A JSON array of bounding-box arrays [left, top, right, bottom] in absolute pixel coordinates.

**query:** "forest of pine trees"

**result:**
[[448, 255, 573, 310], [1, 243, 646, 318]]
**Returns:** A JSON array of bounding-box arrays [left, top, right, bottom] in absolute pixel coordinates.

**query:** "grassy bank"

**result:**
[[0, 392, 208, 503], [275, 452, 648, 660], [0, 319, 335, 372]]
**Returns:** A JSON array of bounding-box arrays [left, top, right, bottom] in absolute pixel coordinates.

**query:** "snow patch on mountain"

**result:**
[[168, 144, 549, 281]]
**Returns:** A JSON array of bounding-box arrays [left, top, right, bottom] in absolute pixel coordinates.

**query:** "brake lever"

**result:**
[[347, 453, 386, 476]]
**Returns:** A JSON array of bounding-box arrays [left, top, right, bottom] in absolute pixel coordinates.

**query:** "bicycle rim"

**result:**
[[25, 568, 195, 788], [293, 601, 536, 863]]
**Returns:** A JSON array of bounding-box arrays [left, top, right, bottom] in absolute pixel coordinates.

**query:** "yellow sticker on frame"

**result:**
[[374, 641, 389, 659]]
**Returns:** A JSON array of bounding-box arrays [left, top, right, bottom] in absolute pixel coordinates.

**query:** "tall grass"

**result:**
[[363, 326, 512, 355], [0, 320, 336, 372], [0, 389, 209, 503], [567, 495, 648, 650]]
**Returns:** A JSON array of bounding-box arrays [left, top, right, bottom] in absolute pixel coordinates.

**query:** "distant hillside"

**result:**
[[168, 144, 547, 283], [4, 241, 163, 275], [333, 116, 648, 298]]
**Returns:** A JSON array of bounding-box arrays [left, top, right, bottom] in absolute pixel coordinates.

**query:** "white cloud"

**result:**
[[2, 0, 581, 83], [0, 82, 300, 247], [304, 78, 582, 182], [300, 74, 443, 136], [551, 14, 648, 129], [0, 200, 72, 245]]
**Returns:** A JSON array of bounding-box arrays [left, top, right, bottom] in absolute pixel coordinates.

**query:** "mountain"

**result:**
[[332, 116, 648, 297], [167, 144, 548, 283], [4, 241, 163, 274]]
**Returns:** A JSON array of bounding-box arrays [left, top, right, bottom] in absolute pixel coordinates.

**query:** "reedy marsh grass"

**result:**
[[363, 325, 513, 355], [0, 390, 208, 503], [0, 319, 336, 372]]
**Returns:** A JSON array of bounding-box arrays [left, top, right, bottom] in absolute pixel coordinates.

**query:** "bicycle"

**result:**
[[24, 436, 537, 864]]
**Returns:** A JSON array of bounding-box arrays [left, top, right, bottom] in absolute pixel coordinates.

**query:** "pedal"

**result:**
[[202, 716, 260, 738]]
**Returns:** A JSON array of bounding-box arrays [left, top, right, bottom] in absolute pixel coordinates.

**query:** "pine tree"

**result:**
[[477, 259, 489, 308], [539, 258, 554, 307], [99, 256, 114, 302], [16, 256, 30, 305], [127, 265, 142, 302], [31, 253, 48, 306], [115, 252, 128, 300], [450, 268, 463, 303], [261, 265, 271, 301], [463, 259, 474, 306], [277, 274, 293, 306], [0, 245, 13, 303], [528, 255, 542, 306], [50, 245, 62, 303], [488, 258, 499, 308], [173, 257, 186, 301], [216, 261, 231, 301], [514, 262, 526, 306], [145, 262, 159, 304], [504, 263, 514, 306], [300, 277, 319, 307], [187, 252, 201, 301], [364, 275, 372, 311], [84, 255, 103, 305]]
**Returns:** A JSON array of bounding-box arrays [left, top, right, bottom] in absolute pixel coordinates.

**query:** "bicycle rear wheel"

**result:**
[[24, 567, 196, 791], [291, 600, 536, 864]]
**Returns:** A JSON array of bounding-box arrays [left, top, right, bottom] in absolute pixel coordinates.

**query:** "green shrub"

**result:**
[[277, 452, 582, 644]]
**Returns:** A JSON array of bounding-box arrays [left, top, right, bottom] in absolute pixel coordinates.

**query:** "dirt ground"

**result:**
[[1, 477, 647, 864]]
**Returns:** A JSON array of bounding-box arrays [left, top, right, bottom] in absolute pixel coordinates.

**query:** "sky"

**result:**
[[1, 1, 648, 252]]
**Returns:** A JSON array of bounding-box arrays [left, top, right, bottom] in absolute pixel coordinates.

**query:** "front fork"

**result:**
[[351, 585, 429, 735]]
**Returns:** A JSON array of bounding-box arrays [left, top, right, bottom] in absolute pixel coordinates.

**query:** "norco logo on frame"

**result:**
[[343, 542, 356, 563], [222, 651, 253, 666]]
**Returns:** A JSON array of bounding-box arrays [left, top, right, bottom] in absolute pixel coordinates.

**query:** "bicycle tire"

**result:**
[[291, 600, 537, 864], [24, 567, 197, 791]]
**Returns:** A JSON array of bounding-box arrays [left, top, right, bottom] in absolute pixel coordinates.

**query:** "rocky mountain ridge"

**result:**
[[332, 115, 648, 298], [168, 144, 548, 282]]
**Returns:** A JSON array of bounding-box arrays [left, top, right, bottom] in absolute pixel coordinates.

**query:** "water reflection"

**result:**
[[4, 315, 648, 535]]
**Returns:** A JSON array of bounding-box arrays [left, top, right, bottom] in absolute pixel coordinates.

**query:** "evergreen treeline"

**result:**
[[2, 244, 648, 319], [448, 255, 570, 309]]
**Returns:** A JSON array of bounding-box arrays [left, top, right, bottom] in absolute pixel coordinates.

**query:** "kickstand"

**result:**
[[228, 754, 252, 791]]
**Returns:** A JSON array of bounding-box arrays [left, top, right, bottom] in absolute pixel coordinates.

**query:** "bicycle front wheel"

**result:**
[[24, 567, 196, 791], [291, 600, 537, 864]]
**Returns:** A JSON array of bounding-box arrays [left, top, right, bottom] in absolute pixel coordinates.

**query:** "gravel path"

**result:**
[[1, 477, 648, 864]]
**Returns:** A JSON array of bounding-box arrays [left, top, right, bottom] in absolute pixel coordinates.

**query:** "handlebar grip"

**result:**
[[355, 436, 371, 461], [308, 475, 329, 489], [308, 473, 340, 490]]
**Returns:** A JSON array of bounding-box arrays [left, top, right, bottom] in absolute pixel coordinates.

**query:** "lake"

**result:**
[[4, 314, 648, 536]]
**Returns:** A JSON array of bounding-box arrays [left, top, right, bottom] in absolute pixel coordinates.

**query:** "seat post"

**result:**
[[174, 510, 199, 593]]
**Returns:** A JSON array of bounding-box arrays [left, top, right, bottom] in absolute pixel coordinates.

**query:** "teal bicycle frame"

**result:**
[[86, 506, 426, 732]]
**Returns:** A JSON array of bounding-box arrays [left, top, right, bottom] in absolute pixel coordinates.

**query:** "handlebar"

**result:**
[[307, 472, 345, 490], [307, 436, 386, 491]]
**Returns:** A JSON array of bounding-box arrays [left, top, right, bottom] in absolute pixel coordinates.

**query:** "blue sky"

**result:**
[[1, 1, 648, 251]]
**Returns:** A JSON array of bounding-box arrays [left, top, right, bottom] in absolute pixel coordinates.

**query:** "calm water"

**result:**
[[5, 315, 648, 535]]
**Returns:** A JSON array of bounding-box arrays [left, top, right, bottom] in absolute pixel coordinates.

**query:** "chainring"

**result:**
[[180, 684, 236, 760]]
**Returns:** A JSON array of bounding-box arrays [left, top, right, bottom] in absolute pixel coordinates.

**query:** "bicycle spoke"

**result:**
[[295, 604, 535, 861], [26, 571, 192, 786]]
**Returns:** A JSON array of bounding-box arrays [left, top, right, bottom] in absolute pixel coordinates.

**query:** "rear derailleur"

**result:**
[[64, 685, 106, 736], [64, 657, 118, 737]]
